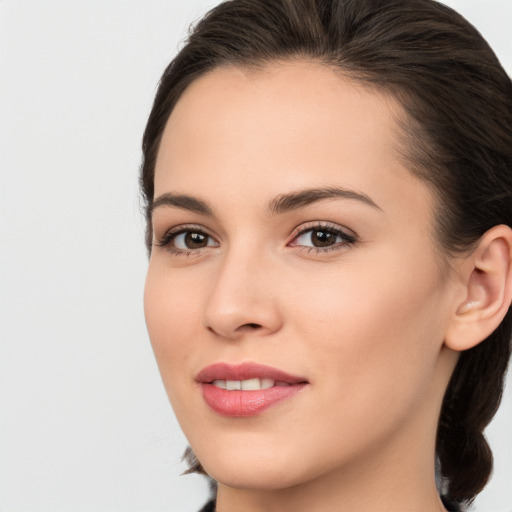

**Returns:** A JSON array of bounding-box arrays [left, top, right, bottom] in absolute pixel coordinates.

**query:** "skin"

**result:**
[[144, 61, 486, 511]]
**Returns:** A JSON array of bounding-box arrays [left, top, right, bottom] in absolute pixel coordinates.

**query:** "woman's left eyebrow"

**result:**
[[267, 186, 382, 214]]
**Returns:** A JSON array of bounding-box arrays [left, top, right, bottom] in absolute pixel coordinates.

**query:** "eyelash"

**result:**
[[155, 224, 217, 256], [289, 222, 357, 254], [155, 222, 357, 256]]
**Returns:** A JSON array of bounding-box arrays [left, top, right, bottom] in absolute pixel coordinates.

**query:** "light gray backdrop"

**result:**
[[1, 1, 511, 511]]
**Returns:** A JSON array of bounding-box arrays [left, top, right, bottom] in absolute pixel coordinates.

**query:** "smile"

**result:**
[[211, 378, 292, 390], [196, 362, 308, 417]]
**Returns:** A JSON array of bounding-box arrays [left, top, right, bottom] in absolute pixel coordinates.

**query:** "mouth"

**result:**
[[196, 362, 309, 417], [196, 361, 307, 385], [209, 378, 294, 390]]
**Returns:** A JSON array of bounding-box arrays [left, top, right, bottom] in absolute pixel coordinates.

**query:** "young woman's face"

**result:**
[[145, 62, 459, 491]]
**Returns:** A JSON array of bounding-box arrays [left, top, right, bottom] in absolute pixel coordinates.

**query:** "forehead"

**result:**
[[154, 60, 433, 227], [157, 61, 401, 178]]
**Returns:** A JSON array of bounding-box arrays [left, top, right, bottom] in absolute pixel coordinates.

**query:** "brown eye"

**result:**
[[310, 230, 337, 247], [290, 225, 356, 252], [158, 229, 219, 253], [183, 232, 209, 249]]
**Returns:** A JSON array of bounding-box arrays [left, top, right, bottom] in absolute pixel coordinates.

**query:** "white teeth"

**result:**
[[226, 380, 242, 390], [260, 378, 275, 389], [211, 378, 277, 390], [241, 378, 261, 390]]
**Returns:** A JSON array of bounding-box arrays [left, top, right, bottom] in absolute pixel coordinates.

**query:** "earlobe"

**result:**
[[445, 225, 512, 352]]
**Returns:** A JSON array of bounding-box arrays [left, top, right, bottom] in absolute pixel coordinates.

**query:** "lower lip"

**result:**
[[201, 383, 307, 417]]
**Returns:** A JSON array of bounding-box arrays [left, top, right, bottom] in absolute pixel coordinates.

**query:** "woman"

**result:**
[[140, 0, 512, 510]]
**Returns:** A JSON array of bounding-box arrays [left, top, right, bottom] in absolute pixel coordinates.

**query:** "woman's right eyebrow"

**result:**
[[149, 193, 214, 217]]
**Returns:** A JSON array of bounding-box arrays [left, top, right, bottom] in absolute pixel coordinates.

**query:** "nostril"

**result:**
[[206, 323, 261, 337], [243, 323, 261, 330]]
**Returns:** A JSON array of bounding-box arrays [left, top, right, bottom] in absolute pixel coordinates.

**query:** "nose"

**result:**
[[203, 248, 283, 340]]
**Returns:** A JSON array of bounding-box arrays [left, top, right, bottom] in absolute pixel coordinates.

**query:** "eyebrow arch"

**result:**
[[149, 192, 213, 217], [267, 186, 382, 214]]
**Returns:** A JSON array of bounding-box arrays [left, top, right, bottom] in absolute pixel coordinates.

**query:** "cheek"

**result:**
[[289, 249, 448, 405], [143, 261, 204, 384], [270, 254, 450, 473]]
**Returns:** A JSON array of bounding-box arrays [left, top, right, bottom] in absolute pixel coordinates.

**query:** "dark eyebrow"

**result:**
[[267, 186, 382, 214], [149, 192, 213, 217], [149, 186, 381, 219]]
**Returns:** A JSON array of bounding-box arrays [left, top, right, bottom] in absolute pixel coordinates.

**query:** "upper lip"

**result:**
[[196, 362, 308, 384]]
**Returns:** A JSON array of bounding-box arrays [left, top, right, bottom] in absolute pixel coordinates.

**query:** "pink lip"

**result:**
[[196, 362, 307, 384], [196, 362, 309, 417]]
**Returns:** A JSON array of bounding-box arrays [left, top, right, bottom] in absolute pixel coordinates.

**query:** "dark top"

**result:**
[[199, 495, 462, 511], [198, 498, 216, 512]]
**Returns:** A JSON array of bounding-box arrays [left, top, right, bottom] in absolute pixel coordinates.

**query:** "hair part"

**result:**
[[141, 0, 512, 506]]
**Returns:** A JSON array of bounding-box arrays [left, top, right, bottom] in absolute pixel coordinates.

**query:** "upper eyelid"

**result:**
[[156, 223, 217, 240], [289, 221, 357, 240]]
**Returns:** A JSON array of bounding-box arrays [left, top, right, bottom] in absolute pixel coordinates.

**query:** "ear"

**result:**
[[445, 225, 512, 352]]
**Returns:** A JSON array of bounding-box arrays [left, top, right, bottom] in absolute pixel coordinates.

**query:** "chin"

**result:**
[[192, 441, 291, 487], [205, 462, 306, 491], [193, 439, 335, 492]]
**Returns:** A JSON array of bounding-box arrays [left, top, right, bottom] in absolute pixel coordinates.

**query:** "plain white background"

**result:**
[[0, 1, 511, 511]]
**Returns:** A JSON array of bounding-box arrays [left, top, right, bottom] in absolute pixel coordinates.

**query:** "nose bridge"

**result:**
[[203, 239, 281, 339]]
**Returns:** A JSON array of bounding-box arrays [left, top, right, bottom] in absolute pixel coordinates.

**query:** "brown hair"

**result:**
[[140, 0, 512, 507]]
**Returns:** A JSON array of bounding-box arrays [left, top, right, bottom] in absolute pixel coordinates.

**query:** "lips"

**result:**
[[196, 362, 307, 384], [196, 362, 309, 417]]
